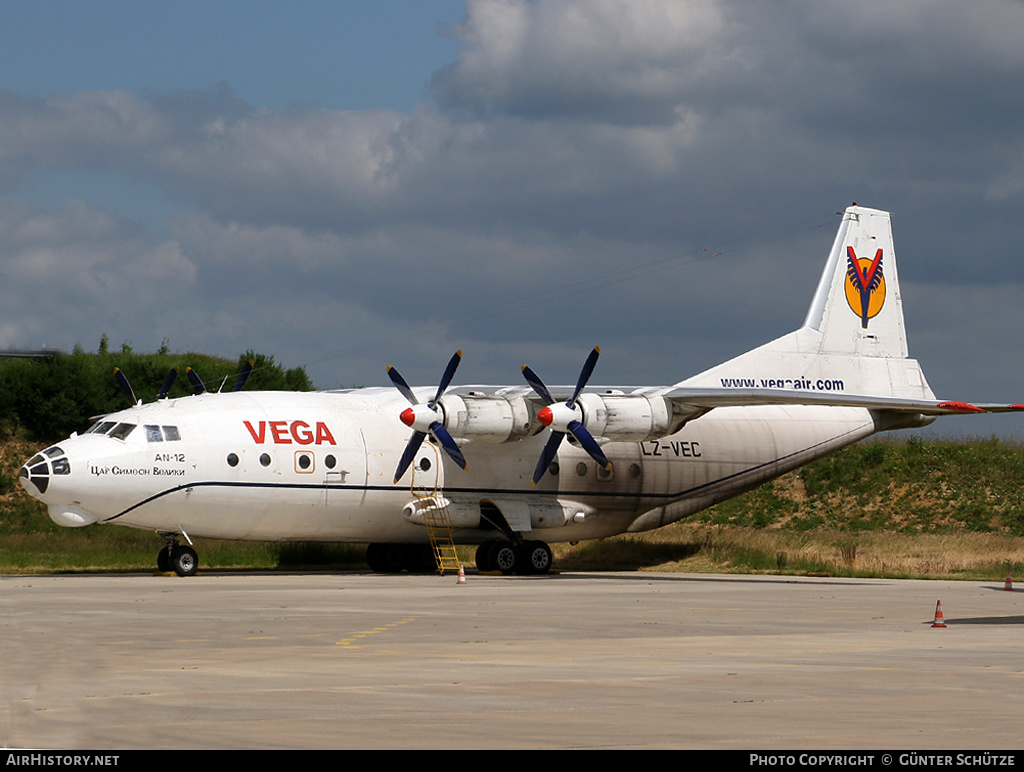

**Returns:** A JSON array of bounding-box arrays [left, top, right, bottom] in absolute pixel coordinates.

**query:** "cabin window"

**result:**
[[295, 451, 314, 473], [145, 425, 163, 442], [226, 453, 239, 467]]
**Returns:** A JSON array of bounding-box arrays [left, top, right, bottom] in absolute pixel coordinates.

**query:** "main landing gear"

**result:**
[[157, 534, 198, 577], [364, 539, 554, 575], [475, 539, 553, 575]]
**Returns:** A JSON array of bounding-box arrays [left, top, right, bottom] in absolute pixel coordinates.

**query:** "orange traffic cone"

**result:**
[[457, 565, 467, 585], [1005, 572, 1014, 591], [931, 600, 947, 628]]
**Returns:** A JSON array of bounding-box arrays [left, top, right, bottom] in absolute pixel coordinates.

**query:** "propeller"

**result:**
[[521, 346, 611, 485], [115, 366, 180, 405], [157, 367, 179, 399], [387, 350, 467, 483], [186, 366, 207, 395], [114, 368, 137, 405], [233, 359, 254, 392]]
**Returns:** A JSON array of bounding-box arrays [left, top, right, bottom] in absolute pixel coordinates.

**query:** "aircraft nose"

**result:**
[[20, 457, 50, 496], [18, 446, 71, 499]]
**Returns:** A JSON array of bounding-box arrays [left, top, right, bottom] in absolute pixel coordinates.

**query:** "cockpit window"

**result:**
[[108, 423, 136, 441], [87, 421, 117, 435], [144, 425, 181, 442]]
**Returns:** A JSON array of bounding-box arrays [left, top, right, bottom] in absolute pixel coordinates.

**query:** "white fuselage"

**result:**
[[23, 388, 884, 544]]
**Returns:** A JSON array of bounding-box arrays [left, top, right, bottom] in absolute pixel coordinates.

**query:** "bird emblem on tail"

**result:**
[[844, 246, 885, 328]]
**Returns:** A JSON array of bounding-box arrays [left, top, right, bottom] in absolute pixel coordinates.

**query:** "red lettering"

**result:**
[[292, 421, 314, 445], [243, 420, 266, 443], [316, 422, 336, 445], [269, 421, 291, 444], [243, 419, 336, 445]]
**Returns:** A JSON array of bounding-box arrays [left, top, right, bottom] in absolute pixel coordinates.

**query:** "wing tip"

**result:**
[[937, 401, 986, 414]]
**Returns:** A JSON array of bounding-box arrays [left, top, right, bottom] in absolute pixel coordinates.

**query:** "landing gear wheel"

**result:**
[[157, 545, 171, 573], [405, 544, 439, 574], [366, 543, 406, 573], [520, 541, 553, 575], [170, 545, 198, 577], [492, 541, 518, 575], [475, 543, 495, 572]]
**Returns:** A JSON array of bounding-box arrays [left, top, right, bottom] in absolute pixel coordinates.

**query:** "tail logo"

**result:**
[[844, 247, 885, 328]]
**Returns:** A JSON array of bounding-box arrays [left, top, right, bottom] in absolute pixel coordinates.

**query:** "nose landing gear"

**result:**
[[157, 534, 199, 577]]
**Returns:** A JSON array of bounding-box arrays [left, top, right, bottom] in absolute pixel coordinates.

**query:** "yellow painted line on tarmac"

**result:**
[[336, 616, 417, 648]]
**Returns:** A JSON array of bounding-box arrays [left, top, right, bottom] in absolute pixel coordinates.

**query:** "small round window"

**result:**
[[227, 453, 239, 467], [259, 453, 272, 467]]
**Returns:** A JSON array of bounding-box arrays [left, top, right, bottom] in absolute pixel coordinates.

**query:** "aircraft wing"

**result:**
[[659, 386, 1024, 416], [449, 384, 1024, 416]]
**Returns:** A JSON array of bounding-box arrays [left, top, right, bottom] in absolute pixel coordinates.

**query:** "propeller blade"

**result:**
[[186, 367, 207, 395], [394, 430, 426, 484], [114, 368, 137, 405], [567, 419, 611, 471], [430, 421, 468, 471], [570, 346, 601, 405], [521, 365, 555, 405], [532, 431, 565, 485], [432, 350, 462, 406], [157, 367, 179, 400], [386, 365, 417, 405], [233, 360, 254, 392]]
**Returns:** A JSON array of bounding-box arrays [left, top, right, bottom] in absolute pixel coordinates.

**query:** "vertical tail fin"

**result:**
[[804, 205, 907, 358], [679, 205, 934, 400]]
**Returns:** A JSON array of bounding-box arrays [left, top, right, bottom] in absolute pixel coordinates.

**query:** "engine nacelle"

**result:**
[[576, 393, 677, 442], [436, 392, 679, 444], [438, 394, 535, 442]]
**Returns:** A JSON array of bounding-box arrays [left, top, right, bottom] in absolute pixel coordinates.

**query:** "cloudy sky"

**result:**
[[2, 0, 1024, 437]]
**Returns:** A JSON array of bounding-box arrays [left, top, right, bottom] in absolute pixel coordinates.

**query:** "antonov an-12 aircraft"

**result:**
[[18, 205, 1023, 576]]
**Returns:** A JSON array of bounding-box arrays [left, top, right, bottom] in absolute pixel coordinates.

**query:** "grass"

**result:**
[[551, 523, 1024, 581], [4, 435, 1024, 580]]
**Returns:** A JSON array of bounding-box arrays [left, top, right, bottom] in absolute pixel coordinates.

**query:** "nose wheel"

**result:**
[[158, 535, 199, 577]]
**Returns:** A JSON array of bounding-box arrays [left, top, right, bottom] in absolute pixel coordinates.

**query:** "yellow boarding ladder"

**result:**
[[410, 445, 462, 575]]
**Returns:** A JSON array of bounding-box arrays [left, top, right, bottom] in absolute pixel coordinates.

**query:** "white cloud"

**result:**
[[0, 0, 1022, 414]]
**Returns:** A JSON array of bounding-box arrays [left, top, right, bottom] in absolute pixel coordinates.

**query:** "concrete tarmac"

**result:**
[[2, 569, 1022, 750]]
